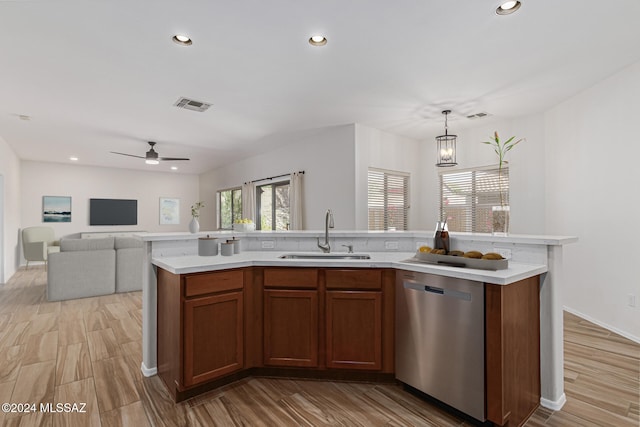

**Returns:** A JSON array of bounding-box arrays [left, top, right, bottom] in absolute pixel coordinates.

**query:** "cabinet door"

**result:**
[[183, 291, 244, 387], [326, 290, 382, 370], [263, 289, 319, 367]]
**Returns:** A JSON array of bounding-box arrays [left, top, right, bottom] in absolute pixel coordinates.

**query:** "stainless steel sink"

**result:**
[[279, 253, 371, 260]]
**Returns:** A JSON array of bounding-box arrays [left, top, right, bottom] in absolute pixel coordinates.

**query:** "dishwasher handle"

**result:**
[[404, 282, 444, 294], [403, 280, 472, 301]]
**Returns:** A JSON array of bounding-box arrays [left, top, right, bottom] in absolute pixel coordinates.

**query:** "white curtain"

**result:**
[[289, 172, 304, 230], [241, 181, 256, 223]]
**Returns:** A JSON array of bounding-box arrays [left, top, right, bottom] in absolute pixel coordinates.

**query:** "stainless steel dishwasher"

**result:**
[[395, 270, 485, 421]]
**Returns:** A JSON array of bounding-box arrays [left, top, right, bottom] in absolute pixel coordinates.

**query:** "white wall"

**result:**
[[418, 114, 547, 235], [545, 61, 640, 341], [199, 124, 356, 230], [459, 114, 547, 235], [20, 161, 199, 263], [354, 124, 423, 230], [0, 137, 21, 282]]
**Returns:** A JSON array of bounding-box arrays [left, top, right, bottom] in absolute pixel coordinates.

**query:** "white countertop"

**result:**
[[152, 251, 547, 285]]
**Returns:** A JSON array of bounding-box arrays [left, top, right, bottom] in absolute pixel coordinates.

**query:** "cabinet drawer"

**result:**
[[264, 268, 318, 289], [326, 269, 382, 290], [184, 270, 244, 297]]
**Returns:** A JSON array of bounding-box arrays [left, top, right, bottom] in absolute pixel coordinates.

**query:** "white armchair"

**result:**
[[22, 226, 60, 269]]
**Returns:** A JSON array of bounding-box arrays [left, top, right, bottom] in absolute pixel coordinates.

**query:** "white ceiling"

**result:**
[[1, 0, 639, 174]]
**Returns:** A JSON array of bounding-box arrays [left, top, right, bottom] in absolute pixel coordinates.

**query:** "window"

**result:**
[[439, 166, 509, 233], [256, 181, 290, 230], [368, 168, 409, 231], [218, 187, 242, 229]]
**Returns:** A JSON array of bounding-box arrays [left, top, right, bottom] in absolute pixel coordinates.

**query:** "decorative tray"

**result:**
[[406, 251, 509, 271]]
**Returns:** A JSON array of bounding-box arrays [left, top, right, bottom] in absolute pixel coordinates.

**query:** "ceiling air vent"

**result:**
[[466, 112, 490, 120], [173, 97, 212, 112]]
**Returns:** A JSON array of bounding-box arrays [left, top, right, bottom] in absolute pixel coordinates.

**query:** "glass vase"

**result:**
[[492, 206, 510, 235]]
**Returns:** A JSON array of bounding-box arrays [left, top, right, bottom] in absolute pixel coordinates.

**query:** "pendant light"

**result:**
[[436, 110, 457, 167]]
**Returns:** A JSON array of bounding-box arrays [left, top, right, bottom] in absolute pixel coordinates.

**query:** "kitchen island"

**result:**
[[138, 230, 576, 416]]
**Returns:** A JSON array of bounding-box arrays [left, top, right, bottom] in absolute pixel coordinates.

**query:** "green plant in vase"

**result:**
[[481, 132, 524, 234], [191, 201, 204, 218]]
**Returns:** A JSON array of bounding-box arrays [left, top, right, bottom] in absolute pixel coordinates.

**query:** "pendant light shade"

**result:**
[[436, 110, 457, 167]]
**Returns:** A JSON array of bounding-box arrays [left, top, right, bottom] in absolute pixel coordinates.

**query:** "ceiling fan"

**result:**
[[110, 141, 190, 165]]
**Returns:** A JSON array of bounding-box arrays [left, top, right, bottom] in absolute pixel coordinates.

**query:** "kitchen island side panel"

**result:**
[[157, 267, 182, 400], [486, 275, 541, 426]]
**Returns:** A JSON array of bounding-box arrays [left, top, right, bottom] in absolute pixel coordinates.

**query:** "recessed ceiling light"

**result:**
[[171, 166, 178, 170], [69, 156, 78, 161], [172, 34, 193, 46], [308, 35, 327, 46], [496, 1, 521, 15]]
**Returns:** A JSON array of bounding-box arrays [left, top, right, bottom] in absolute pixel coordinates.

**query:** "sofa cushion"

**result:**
[[47, 250, 116, 301], [116, 247, 143, 292], [61, 237, 115, 252], [115, 237, 143, 249]]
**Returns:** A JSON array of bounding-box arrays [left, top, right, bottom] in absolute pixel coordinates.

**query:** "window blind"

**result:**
[[368, 168, 409, 231], [439, 166, 509, 233]]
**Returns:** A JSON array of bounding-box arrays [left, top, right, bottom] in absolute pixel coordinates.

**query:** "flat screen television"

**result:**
[[89, 198, 137, 226]]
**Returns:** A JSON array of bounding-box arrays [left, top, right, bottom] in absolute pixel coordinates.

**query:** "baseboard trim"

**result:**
[[141, 362, 158, 377], [563, 306, 640, 344], [540, 393, 566, 411]]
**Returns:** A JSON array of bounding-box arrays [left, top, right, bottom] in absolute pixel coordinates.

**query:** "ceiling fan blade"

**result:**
[[160, 157, 190, 161], [111, 151, 146, 159]]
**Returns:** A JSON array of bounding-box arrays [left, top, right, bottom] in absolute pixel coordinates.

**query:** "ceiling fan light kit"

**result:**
[[111, 141, 190, 165]]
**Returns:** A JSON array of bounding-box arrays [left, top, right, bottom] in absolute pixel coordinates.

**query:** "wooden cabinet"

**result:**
[[263, 289, 318, 367], [263, 268, 319, 367], [485, 276, 541, 427], [326, 290, 381, 370], [183, 291, 243, 387], [261, 267, 392, 372], [157, 268, 244, 400], [325, 269, 383, 370]]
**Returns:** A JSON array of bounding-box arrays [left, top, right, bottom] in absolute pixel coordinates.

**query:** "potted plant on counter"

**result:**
[[482, 131, 524, 235], [189, 201, 204, 233]]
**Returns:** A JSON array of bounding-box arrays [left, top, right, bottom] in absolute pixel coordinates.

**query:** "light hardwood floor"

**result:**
[[0, 266, 638, 426]]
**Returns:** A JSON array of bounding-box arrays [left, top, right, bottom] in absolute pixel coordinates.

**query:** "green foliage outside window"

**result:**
[[219, 188, 242, 229]]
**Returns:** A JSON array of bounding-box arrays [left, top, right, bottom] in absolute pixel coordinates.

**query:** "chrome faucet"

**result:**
[[317, 209, 334, 253]]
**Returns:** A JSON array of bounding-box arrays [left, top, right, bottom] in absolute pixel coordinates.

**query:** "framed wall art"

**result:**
[[43, 196, 72, 223], [160, 197, 180, 225]]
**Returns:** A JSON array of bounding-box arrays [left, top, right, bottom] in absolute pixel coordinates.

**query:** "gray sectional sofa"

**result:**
[[47, 236, 143, 301]]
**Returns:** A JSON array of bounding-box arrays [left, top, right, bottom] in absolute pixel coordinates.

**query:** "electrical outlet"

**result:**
[[261, 240, 275, 249], [628, 294, 636, 308], [493, 248, 512, 259], [385, 241, 399, 250]]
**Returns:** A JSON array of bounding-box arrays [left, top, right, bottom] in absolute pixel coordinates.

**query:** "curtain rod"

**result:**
[[244, 170, 304, 185]]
